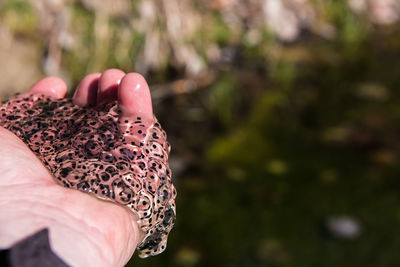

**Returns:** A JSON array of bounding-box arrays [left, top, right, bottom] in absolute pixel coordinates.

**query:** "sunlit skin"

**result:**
[[0, 70, 166, 266]]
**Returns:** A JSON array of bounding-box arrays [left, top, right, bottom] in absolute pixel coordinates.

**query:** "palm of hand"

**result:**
[[0, 126, 139, 266]]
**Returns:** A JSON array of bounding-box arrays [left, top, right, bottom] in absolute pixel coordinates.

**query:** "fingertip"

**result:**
[[97, 69, 126, 105], [118, 72, 153, 123], [73, 73, 102, 106], [29, 76, 68, 99]]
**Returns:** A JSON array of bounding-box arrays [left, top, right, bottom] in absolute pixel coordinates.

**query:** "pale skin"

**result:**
[[0, 69, 156, 266]]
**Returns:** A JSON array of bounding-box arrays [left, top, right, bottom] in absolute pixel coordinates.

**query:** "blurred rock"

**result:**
[[370, 0, 400, 25], [174, 247, 201, 266], [325, 216, 361, 239], [81, 0, 131, 16], [257, 238, 290, 264], [348, 0, 400, 25], [226, 167, 246, 181], [263, 0, 310, 42], [169, 155, 187, 178], [220, 46, 238, 63], [322, 127, 351, 143], [370, 149, 397, 166], [348, 0, 368, 12], [320, 169, 340, 184], [266, 159, 288, 175], [356, 83, 389, 101]]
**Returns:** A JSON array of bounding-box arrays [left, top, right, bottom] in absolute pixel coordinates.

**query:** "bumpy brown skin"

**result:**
[[0, 93, 176, 258]]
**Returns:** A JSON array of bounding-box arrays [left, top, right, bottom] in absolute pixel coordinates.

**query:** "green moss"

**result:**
[[208, 72, 238, 127]]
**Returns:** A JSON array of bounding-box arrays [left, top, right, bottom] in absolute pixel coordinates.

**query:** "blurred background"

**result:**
[[1, 0, 400, 266]]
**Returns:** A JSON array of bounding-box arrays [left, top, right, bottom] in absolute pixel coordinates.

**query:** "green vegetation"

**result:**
[[136, 28, 400, 267]]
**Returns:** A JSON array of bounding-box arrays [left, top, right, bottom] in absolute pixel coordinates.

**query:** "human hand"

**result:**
[[0, 69, 173, 266]]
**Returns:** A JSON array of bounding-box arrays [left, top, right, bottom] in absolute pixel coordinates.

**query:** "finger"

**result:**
[[73, 73, 101, 107], [118, 73, 153, 124], [97, 69, 125, 106], [28, 77, 68, 99]]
